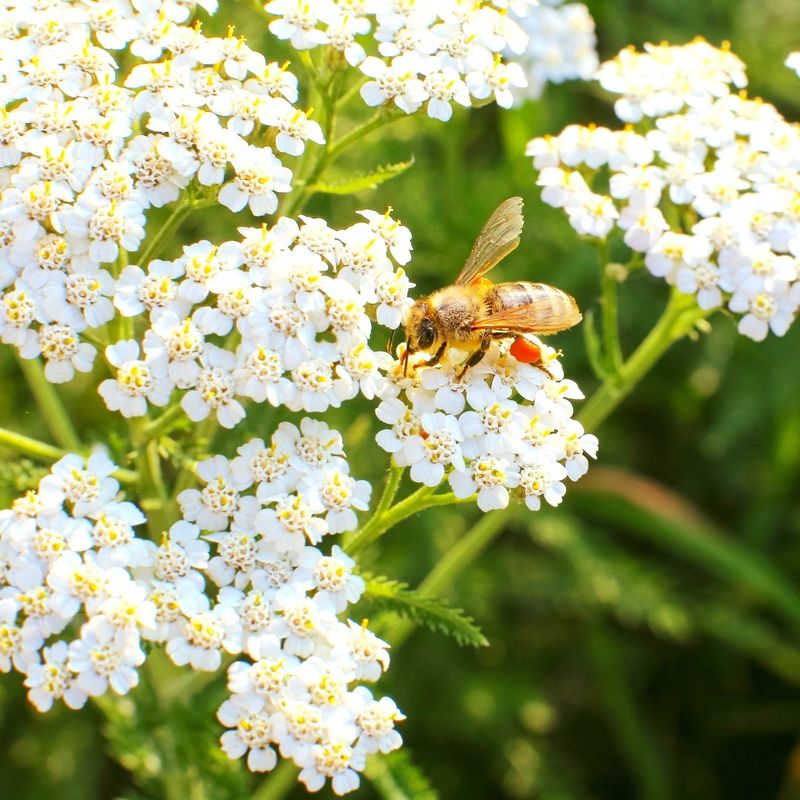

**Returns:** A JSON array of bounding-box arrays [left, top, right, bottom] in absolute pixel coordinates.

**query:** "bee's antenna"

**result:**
[[386, 329, 396, 354]]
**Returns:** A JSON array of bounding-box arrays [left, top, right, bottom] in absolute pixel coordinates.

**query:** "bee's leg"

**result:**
[[426, 341, 448, 368], [456, 334, 490, 380]]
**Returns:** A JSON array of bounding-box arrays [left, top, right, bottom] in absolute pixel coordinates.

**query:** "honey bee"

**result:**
[[402, 197, 582, 378]]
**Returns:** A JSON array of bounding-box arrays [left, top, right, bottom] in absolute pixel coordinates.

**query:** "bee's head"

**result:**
[[403, 299, 439, 374]]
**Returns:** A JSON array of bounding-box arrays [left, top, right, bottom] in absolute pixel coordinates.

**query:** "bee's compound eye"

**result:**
[[417, 318, 436, 350]]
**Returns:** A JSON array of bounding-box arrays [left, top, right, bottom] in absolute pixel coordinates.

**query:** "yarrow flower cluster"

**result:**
[[98, 208, 412, 425], [265, 0, 541, 120], [527, 39, 800, 341], [0, 0, 605, 792], [0, 0, 324, 380], [510, 0, 598, 102], [377, 340, 597, 512], [0, 437, 402, 795], [0, 451, 151, 709]]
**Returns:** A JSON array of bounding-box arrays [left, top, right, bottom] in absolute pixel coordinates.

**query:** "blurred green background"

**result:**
[[4, 1, 800, 798]]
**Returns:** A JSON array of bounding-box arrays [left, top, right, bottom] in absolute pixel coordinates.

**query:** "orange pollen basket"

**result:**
[[510, 336, 541, 364]]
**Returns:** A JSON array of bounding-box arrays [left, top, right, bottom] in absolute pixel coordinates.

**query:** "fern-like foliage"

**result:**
[[308, 158, 414, 194], [365, 750, 440, 800], [361, 573, 488, 648]]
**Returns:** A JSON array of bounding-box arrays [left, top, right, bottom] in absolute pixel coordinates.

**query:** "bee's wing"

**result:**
[[470, 299, 582, 334], [455, 197, 525, 286]]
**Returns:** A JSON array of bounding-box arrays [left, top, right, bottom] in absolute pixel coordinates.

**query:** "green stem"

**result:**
[[599, 240, 624, 375], [143, 402, 184, 439], [251, 760, 298, 800], [0, 426, 66, 462], [578, 289, 708, 431], [16, 356, 81, 451], [0, 421, 137, 485], [281, 106, 402, 218], [136, 198, 196, 268], [170, 415, 216, 501], [417, 511, 506, 597], [131, 418, 171, 536], [343, 464, 404, 551], [585, 616, 671, 800], [326, 108, 398, 159], [381, 511, 507, 648], [347, 482, 474, 556]]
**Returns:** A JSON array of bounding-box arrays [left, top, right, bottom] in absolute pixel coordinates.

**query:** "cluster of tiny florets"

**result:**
[[528, 39, 800, 341], [265, 0, 542, 120], [0, 436, 401, 795], [0, 0, 320, 381], [510, 0, 598, 102], [377, 341, 597, 512], [177, 419, 402, 795], [96, 209, 413, 424]]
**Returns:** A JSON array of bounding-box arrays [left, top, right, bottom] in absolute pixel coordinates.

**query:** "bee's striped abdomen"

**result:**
[[484, 282, 581, 334]]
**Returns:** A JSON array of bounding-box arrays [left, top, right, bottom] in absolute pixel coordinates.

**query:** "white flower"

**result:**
[[22, 324, 96, 384], [99, 340, 172, 418], [330, 619, 390, 682], [114, 260, 187, 320], [166, 602, 242, 671], [271, 584, 336, 657], [561, 420, 599, 480], [255, 492, 328, 553], [618, 205, 669, 252], [566, 191, 619, 238], [273, 418, 346, 475], [124, 135, 195, 208], [297, 738, 365, 796], [218, 693, 278, 772], [729, 283, 797, 341], [179, 239, 245, 305], [205, 529, 259, 589], [153, 521, 210, 587], [234, 340, 295, 406], [348, 686, 405, 755], [421, 67, 471, 122], [405, 412, 465, 487], [68, 616, 144, 697], [24, 640, 87, 711], [39, 452, 118, 518], [449, 455, 520, 511], [89, 502, 153, 569], [360, 56, 427, 114], [43, 270, 116, 331], [374, 267, 414, 328], [178, 456, 247, 532], [0, 597, 43, 673], [644, 233, 712, 281], [294, 545, 364, 611], [466, 51, 527, 108], [289, 353, 351, 413], [144, 312, 205, 389], [231, 437, 299, 496], [374, 397, 425, 466], [181, 345, 245, 429], [66, 198, 146, 265], [219, 145, 292, 216], [362, 208, 409, 267], [267, 102, 326, 156], [265, 0, 334, 50]]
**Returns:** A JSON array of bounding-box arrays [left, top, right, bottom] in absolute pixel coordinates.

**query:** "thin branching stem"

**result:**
[[16, 356, 82, 452], [579, 289, 709, 431]]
